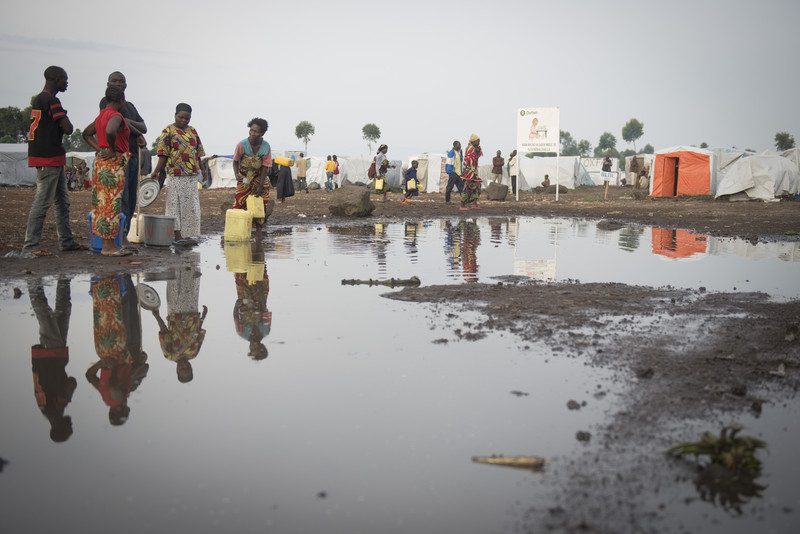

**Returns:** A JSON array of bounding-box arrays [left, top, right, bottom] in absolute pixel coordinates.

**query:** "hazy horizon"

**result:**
[[2, 0, 798, 160]]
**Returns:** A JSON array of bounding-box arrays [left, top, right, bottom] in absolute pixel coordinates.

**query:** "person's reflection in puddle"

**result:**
[[443, 220, 462, 273], [460, 219, 481, 282], [404, 222, 419, 262], [373, 223, 388, 276], [86, 274, 149, 426], [29, 277, 77, 442], [233, 243, 271, 361], [152, 264, 207, 382]]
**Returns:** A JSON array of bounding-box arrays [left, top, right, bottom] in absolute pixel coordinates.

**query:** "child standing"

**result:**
[[401, 160, 420, 205]]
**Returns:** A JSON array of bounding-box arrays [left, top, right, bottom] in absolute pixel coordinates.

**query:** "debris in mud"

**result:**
[[769, 363, 787, 377], [12, 287, 22, 299], [341, 276, 420, 288], [471, 455, 545, 470], [576, 431, 591, 443], [750, 399, 763, 417], [316, 491, 328, 499], [635, 367, 655, 379], [566, 400, 581, 410], [432, 338, 449, 344], [667, 424, 766, 478], [730, 383, 747, 397], [510, 390, 529, 397]]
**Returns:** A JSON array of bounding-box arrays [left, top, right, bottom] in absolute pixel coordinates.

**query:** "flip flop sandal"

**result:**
[[31, 249, 54, 257]]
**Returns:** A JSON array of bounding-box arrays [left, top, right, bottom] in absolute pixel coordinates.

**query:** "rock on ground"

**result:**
[[328, 185, 375, 217], [485, 182, 509, 201]]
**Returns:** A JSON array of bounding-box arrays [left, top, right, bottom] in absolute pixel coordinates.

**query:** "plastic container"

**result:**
[[143, 214, 175, 246], [87, 212, 127, 252], [224, 209, 252, 241], [273, 156, 294, 167]]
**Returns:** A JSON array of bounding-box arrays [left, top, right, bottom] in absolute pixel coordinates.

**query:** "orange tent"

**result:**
[[651, 146, 715, 197], [651, 228, 708, 259]]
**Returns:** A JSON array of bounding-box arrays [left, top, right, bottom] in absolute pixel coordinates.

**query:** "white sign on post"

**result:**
[[517, 107, 560, 200]]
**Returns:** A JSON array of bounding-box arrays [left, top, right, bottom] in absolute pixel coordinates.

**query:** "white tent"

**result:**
[[0, 143, 35, 186], [518, 156, 594, 190], [714, 155, 799, 201], [581, 156, 620, 185], [206, 156, 237, 189], [782, 148, 800, 173], [404, 153, 447, 193], [623, 154, 655, 186]]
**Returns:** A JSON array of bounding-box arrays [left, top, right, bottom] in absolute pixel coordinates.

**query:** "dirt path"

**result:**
[[1, 185, 798, 278]]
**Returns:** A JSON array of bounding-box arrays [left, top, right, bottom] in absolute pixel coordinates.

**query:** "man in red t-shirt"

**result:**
[[24, 66, 86, 255]]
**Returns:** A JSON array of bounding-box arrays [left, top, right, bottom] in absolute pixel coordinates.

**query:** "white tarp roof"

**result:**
[[782, 148, 800, 172], [714, 155, 799, 201]]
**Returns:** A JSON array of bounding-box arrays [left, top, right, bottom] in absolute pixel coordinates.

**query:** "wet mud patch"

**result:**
[[386, 281, 800, 532]]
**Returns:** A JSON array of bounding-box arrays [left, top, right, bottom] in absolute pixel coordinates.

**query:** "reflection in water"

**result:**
[[694, 463, 766, 515], [87, 274, 149, 426], [228, 242, 272, 361], [461, 220, 481, 282], [374, 223, 388, 276], [149, 261, 207, 383], [618, 224, 643, 252], [441, 220, 481, 282], [652, 228, 708, 259], [28, 277, 76, 442], [404, 222, 419, 263]]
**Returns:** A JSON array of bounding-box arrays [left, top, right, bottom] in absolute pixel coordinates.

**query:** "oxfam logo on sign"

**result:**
[[520, 110, 537, 117]]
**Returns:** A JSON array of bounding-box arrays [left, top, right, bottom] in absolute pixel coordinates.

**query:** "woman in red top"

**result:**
[[82, 86, 134, 256]]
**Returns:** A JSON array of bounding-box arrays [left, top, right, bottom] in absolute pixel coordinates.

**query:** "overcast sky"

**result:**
[[1, 0, 798, 160]]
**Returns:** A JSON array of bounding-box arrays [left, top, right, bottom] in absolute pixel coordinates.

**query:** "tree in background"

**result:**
[[621, 118, 644, 151], [62, 128, 92, 152], [594, 132, 618, 157], [560, 130, 579, 156], [641, 144, 654, 154], [577, 139, 592, 157], [0, 105, 32, 143], [699, 142, 709, 149], [295, 120, 315, 153], [362, 123, 381, 153], [775, 131, 796, 151]]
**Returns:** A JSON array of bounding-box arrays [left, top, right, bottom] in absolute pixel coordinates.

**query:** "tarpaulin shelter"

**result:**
[[650, 146, 716, 197], [518, 156, 594, 190], [714, 155, 799, 201], [651, 228, 707, 259], [0, 143, 35, 186]]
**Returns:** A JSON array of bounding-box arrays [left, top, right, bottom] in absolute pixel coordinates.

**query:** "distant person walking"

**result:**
[[373, 144, 393, 202], [491, 150, 504, 183], [444, 140, 464, 204], [296, 152, 308, 192], [508, 149, 518, 194], [232, 118, 273, 230], [82, 86, 134, 256], [149, 103, 205, 244], [332, 154, 340, 188], [23, 66, 86, 256], [99, 71, 147, 234], [460, 134, 483, 211], [324, 155, 335, 191]]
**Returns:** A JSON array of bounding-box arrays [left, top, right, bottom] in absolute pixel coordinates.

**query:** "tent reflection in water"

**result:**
[[651, 228, 708, 260]]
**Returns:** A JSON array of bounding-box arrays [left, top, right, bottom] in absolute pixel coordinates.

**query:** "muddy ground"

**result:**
[[387, 281, 800, 532], [1, 184, 799, 531], [0, 184, 798, 277]]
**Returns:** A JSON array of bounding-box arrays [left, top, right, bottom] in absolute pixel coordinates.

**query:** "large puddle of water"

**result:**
[[0, 217, 797, 533]]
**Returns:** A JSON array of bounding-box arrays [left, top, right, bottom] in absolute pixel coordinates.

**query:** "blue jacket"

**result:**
[[445, 148, 463, 175]]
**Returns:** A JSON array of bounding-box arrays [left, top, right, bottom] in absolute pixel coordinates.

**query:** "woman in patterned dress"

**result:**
[[82, 86, 135, 256], [149, 103, 205, 244], [232, 118, 273, 231], [460, 133, 483, 211]]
